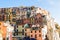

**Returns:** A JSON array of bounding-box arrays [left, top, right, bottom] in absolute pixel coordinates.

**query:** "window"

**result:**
[[17, 29, 18, 32], [37, 21, 39, 23], [17, 25, 18, 28], [39, 30, 41, 33], [31, 31, 32, 33], [35, 34, 37, 38], [31, 18, 34, 24], [0, 23, 1, 25], [12, 11, 16, 15], [22, 33, 24, 35], [16, 19, 23, 25], [25, 33, 27, 36], [31, 35, 33, 37], [13, 33, 15, 36], [32, 27, 35, 30], [42, 15, 45, 17], [2, 15, 5, 21], [16, 32, 18, 35], [3, 38, 5, 40], [12, 18, 16, 22], [39, 34, 41, 37], [22, 29, 24, 35], [22, 25, 24, 28], [25, 29, 27, 31], [35, 31, 36, 33]]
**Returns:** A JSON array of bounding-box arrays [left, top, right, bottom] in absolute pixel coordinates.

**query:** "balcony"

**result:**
[[31, 27, 41, 30], [31, 24, 43, 30]]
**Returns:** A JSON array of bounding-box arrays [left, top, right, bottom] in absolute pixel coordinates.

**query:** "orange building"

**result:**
[[0, 22, 7, 40], [24, 28, 42, 40]]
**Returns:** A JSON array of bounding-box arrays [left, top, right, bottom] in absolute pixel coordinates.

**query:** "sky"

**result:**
[[0, 0, 60, 25]]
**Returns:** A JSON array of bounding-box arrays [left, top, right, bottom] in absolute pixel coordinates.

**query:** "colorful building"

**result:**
[[0, 6, 58, 40]]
